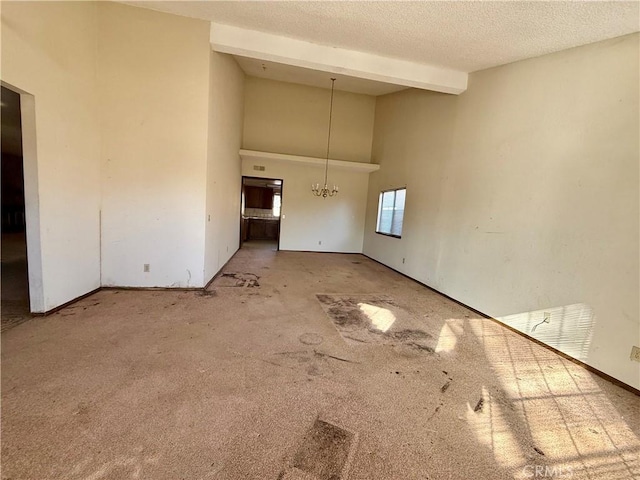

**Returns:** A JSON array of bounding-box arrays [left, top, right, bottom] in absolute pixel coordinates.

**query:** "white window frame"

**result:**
[[376, 187, 406, 238]]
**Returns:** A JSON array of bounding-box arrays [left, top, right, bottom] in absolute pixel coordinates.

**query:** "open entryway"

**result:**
[[240, 176, 283, 252], [1, 86, 30, 330], [1, 82, 44, 323]]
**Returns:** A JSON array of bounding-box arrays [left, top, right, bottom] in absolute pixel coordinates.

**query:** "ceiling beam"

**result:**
[[240, 149, 380, 173], [210, 23, 468, 95]]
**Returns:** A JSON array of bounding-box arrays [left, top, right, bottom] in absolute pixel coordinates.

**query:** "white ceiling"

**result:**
[[125, 1, 640, 95], [234, 57, 407, 96]]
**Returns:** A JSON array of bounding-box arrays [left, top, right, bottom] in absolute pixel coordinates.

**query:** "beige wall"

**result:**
[[241, 158, 369, 253], [98, 2, 211, 288], [243, 77, 376, 163], [1, 1, 101, 311], [241, 77, 376, 253], [2, 1, 248, 297], [364, 34, 640, 388], [204, 52, 245, 282]]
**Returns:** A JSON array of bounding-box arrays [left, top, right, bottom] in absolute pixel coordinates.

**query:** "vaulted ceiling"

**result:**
[[124, 1, 639, 95], [127, 1, 638, 71]]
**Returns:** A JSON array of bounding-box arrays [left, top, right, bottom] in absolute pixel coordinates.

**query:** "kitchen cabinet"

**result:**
[[247, 219, 279, 240], [241, 218, 249, 242], [248, 219, 265, 239], [245, 186, 274, 209], [265, 220, 279, 239]]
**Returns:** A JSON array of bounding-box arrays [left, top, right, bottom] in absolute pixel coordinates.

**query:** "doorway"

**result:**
[[1, 86, 30, 330], [240, 176, 283, 252]]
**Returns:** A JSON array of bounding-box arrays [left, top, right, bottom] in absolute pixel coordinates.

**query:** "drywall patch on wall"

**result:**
[[98, 2, 210, 288], [364, 34, 640, 388]]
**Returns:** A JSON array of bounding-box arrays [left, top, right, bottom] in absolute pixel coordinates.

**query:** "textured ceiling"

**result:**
[[125, 1, 639, 73]]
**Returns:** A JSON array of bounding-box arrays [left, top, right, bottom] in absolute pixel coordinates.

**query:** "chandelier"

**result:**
[[312, 78, 339, 198]]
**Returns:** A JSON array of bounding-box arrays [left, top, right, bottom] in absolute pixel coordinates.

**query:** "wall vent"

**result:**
[[253, 165, 266, 171]]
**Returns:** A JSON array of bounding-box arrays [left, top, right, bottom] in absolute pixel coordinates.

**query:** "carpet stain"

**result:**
[[216, 272, 260, 288], [292, 419, 354, 480], [316, 294, 434, 352], [299, 333, 324, 346], [196, 290, 216, 297]]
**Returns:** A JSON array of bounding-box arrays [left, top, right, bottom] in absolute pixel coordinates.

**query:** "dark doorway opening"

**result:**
[[240, 176, 283, 252], [1, 86, 30, 330]]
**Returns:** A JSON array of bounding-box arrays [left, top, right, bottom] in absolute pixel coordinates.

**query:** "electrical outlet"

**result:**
[[143, 264, 150, 272], [543, 312, 551, 323], [631, 346, 640, 362], [402, 258, 405, 264], [319, 241, 322, 245]]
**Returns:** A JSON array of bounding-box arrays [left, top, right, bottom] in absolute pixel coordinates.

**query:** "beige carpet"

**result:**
[[2, 247, 638, 479]]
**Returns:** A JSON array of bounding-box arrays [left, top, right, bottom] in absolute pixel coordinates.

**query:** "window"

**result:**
[[272, 193, 282, 217], [376, 188, 406, 238]]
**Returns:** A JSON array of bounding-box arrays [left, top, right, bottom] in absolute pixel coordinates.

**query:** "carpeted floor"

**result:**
[[1, 246, 638, 479]]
